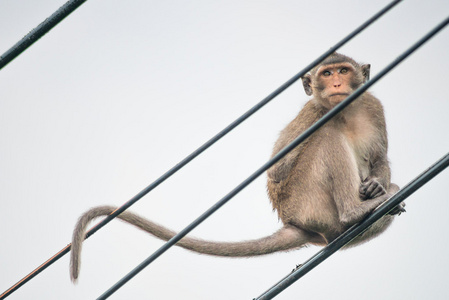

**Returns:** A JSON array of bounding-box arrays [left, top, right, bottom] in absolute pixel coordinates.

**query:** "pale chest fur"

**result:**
[[341, 112, 378, 181]]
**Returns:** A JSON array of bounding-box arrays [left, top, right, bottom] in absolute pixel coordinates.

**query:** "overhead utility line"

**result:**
[[0, 1, 401, 299], [0, 0, 88, 70], [98, 10, 449, 300]]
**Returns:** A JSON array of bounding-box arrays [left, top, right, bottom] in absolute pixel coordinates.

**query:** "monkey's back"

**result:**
[[277, 122, 353, 239]]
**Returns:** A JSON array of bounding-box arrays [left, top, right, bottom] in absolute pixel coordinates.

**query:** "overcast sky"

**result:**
[[1, 1, 448, 299]]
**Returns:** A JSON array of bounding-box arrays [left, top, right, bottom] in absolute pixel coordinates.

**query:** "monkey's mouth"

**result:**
[[329, 93, 350, 97]]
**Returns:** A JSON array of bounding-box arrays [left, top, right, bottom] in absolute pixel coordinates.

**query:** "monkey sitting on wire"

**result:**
[[70, 53, 405, 282]]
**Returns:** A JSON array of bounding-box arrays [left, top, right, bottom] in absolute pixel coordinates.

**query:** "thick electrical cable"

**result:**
[[98, 9, 449, 300], [0, 0, 88, 70], [0, 1, 402, 299], [255, 152, 449, 299]]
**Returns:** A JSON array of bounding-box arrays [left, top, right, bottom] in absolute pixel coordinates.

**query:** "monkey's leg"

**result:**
[[388, 202, 406, 215], [360, 181, 405, 215], [344, 183, 404, 247], [340, 184, 400, 227], [344, 215, 394, 247]]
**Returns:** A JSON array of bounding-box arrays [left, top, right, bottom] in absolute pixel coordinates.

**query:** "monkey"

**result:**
[[267, 53, 405, 246], [70, 52, 405, 282]]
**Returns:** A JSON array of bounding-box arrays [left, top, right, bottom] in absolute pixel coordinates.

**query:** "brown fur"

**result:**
[[70, 53, 403, 282], [269, 52, 403, 245]]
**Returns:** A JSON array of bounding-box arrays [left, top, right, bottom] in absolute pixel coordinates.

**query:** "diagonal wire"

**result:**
[[255, 152, 449, 299], [98, 8, 449, 300], [0, 0, 88, 70], [0, 1, 402, 299]]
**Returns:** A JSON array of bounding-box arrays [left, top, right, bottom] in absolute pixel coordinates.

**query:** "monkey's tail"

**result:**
[[70, 205, 309, 282]]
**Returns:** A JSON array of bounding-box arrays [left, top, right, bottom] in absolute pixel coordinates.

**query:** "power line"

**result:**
[[0, 0, 88, 70], [0, 1, 402, 299], [97, 9, 449, 300]]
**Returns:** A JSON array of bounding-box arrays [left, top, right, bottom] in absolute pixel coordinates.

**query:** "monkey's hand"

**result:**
[[359, 176, 387, 200]]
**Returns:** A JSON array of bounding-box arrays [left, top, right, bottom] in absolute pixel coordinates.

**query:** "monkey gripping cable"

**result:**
[[0, 1, 404, 299], [97, 10, 449, 300], [254, 15, 449, 298], [0, 0, 402, 300], [255, 152, 449, 299]]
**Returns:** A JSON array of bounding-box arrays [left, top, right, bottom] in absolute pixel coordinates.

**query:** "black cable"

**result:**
[[255, 152, 449, 299], [0, 0, 88, 70], [0, 1, 401, 298], [100, 7, 449, 300]]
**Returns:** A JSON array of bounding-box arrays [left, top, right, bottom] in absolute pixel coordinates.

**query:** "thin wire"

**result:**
[[0, 0, 88, 70], [99, 9, 449, 300], [0, 1, 402, 299], [255, 152, 449, 299]]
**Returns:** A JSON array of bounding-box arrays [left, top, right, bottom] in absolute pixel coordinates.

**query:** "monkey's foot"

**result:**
[[388, 202, 406, 216], [291, 264, 303, 273]]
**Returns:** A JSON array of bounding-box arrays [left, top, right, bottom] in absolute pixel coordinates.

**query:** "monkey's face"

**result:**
[[312, 62, 363, 109]]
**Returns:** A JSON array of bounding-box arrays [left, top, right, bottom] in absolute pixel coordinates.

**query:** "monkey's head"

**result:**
[[301, 53, 370, 109]]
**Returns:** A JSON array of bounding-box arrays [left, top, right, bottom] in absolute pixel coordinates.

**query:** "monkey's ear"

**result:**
[[302, 74, 313, 96], [362, 64, 371, 83]]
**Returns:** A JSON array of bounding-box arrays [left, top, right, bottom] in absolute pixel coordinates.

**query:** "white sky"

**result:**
[[1, 1, 448, 299]]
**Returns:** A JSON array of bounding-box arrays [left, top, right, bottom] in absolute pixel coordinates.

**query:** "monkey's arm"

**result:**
[[358, 139, 404, 214], [360, 143, 390, 200], [357, 152, 405, 215], [268, 101, 320, 182], [268, 121, 305, 182], [267, 150, 301, 183], [360, 108, 391, 200], [328, 140, 398, 226]]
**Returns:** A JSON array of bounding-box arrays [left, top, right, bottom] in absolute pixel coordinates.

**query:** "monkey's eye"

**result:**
[[322, 70, 331, 77], [340, 67, 349, 74]]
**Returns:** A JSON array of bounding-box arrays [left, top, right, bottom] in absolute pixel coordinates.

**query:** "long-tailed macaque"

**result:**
[[70, 53, 405, 282]]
